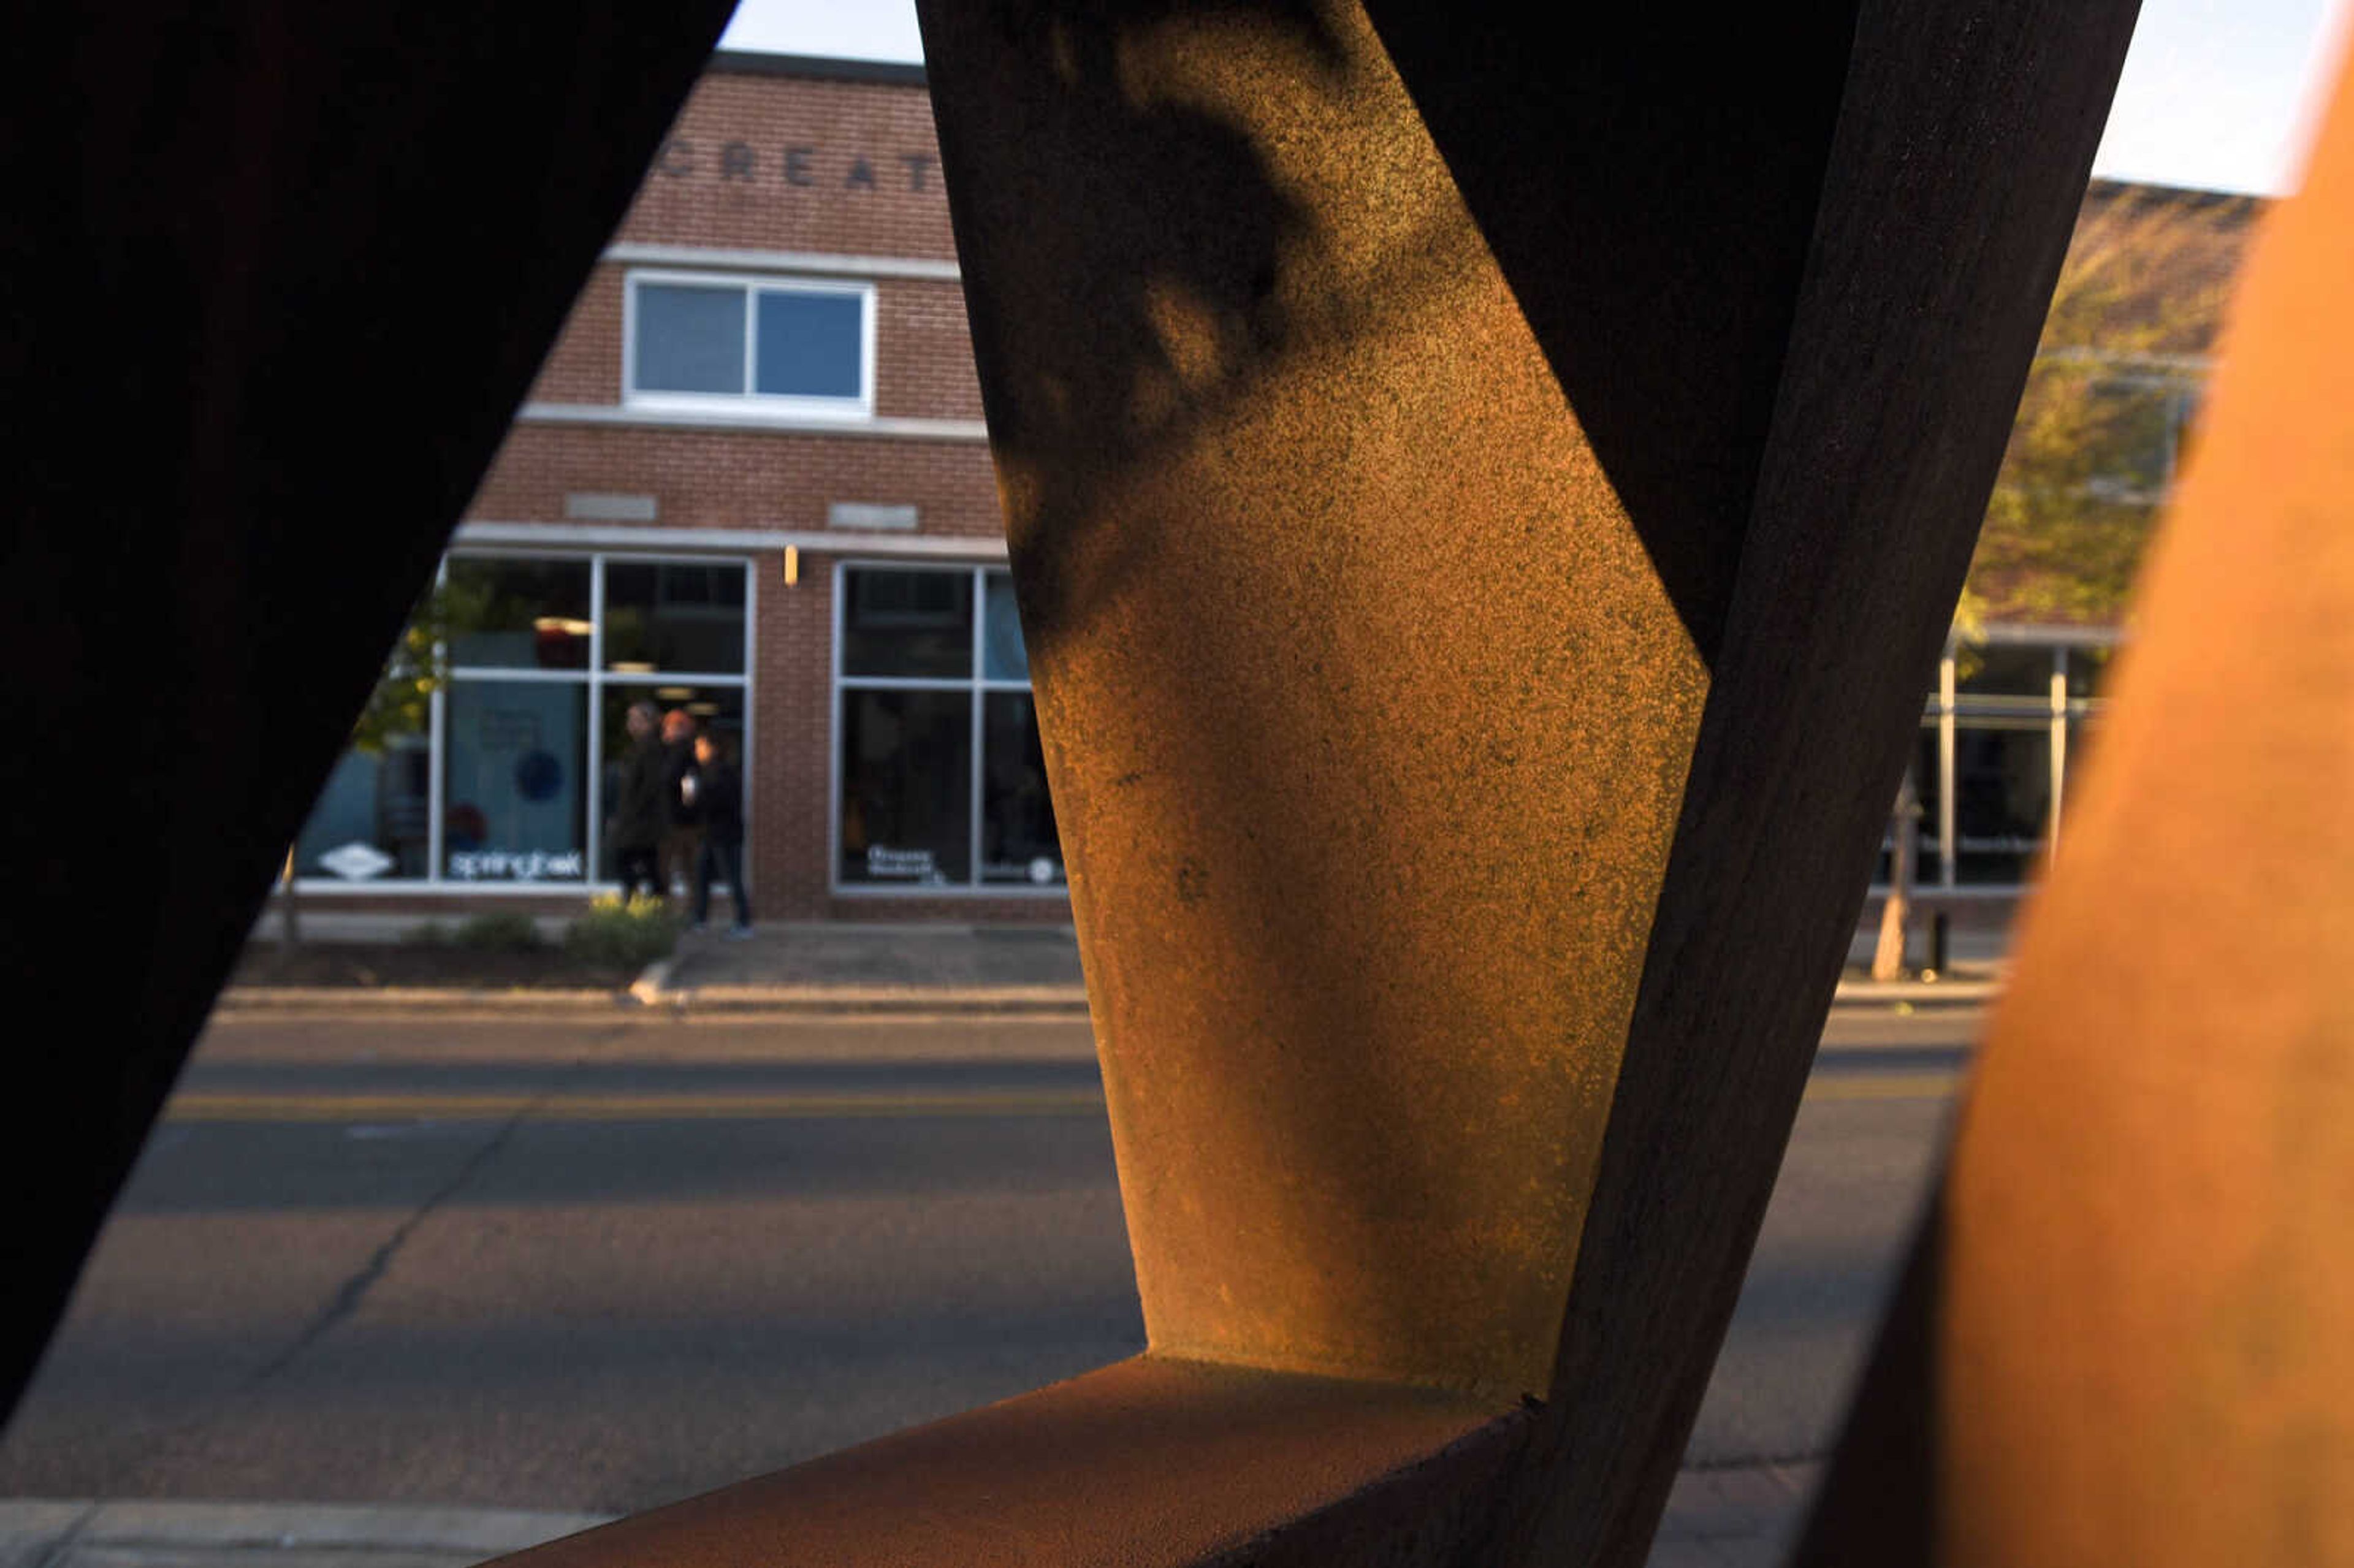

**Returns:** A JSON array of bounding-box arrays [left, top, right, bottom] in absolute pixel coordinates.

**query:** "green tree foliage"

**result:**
[[346, 576, 491, 755], [1960, 185, 2257, 636]]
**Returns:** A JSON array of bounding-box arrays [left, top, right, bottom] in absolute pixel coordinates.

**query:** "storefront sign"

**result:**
[[319, 841, 395, 881], [866, 845, 940, 880], [656, 141, 939, 194], [448, 849, 586, 882]]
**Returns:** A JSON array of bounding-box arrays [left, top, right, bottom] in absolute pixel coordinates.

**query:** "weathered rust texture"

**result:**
[[493, 1357, 1523, 1568], [1495, 3, 2144, 1563], [920, 0, 1711, 1398], [1808, 43, 2354, 1568], [1, 0, 737, 1420]]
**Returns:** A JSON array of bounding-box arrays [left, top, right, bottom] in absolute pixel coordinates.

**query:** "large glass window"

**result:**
[[840, 690, 974, 886], [627, 272, 873, 417], [836, 565, 1062, 892], [1878, 631, 2113, 895], [291, 552, 752, 889], [1952, 723, 2054, 885], [603, 561, 747, 674], [443, 682, 590, 883], [981, 693, 1059, 885], [296, 739, 430, 882], [444, 558, 593, 669], [842, 569, 974, 679], [597, 683, 748, 883]]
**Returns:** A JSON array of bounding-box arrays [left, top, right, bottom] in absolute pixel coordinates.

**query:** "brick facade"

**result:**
[[373, 53, 1065, 924]]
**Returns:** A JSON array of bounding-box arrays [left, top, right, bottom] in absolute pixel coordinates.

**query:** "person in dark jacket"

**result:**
[[658, 707, 703, 905], [607, 701, 667, 899], [688, 729, 752, 936]]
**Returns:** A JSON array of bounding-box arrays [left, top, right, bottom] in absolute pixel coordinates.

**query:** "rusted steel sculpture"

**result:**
[[1800, 42, 2354, 1568], [503, 1, 2136, 1562], [42, 0, 2352, 1563]]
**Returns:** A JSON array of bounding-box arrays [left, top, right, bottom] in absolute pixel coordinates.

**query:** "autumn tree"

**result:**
[[1959, 181, 2258, 633], [274, 576, 488, 946], [1875, 182, 2258, 978]]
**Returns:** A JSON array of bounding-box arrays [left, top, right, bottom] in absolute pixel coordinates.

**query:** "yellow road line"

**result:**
[[165, 1071, 1957, 1123], [166, 1090, 1110, 1122]]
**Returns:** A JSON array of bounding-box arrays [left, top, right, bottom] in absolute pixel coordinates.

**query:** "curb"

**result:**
[[213, 987, 643, 1016], [0, 1501, 615, 1562], [224, 979, 1986, 1012], [1830, 978, 2001, 1005], [652, 984, 1092, 1015], [215, 981, 1978, 1018]]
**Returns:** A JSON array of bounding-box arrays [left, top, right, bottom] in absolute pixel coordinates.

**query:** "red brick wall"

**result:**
[[617, 70, 957, 260], [440, 61, 1065, 924], [749, 547, 832, 919], [468, 424, 1002, 536]]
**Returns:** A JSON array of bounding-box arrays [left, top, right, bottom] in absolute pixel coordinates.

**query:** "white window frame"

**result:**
[[1872, 626, 2123, 899], [829, 560, 1067, 899], [622, 268, 877, 422]]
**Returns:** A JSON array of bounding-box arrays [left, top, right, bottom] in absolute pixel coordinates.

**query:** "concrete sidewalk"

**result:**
[[218, 916, 2003, 1015], [0, 1466, 1819, 1568], [0, 1501, 609, 1568]]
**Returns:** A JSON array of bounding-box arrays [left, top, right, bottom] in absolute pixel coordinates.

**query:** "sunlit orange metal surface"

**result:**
[[933, 1, 1706, 1401], [1927, 43, 2354, 1568], [498, 1358, 1521, 1568]]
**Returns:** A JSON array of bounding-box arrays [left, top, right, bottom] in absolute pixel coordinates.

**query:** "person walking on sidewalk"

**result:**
[[689, 729, 752, 937], [608, 701, 666, 899], [658, 707, 703, 905]]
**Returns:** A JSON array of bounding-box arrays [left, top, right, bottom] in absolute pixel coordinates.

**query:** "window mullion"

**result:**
[[971, 566, 986, 886], [742, 284, 758, 396]]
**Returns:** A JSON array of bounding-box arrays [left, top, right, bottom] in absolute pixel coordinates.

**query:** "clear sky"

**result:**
[[717, 0, 2353, 196]]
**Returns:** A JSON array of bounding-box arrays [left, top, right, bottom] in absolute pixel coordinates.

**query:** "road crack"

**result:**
[[242, 1024, 626, 1390]]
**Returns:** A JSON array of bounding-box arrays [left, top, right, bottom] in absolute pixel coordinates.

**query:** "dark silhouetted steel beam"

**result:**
[[0, 2, 736, 1420]]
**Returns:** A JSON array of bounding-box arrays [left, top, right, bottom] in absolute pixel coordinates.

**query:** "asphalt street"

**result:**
[[0, 1005, 1971, 1515]]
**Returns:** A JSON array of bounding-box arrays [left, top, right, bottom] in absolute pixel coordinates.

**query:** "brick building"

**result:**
[[289, 50, 2264, 919], [294, 52, 1060, 921]]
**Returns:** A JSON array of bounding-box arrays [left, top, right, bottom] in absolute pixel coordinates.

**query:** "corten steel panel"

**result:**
[[1498, 3, 2144, 1562], [1805, 45, 2354, 1568], [925, 0, 2132, 1419], [500, 1358, 1526, 1568], [921, 0, 1715, 1399], [471, 2, 2138, 1563], [0, 2, 733, 1420]]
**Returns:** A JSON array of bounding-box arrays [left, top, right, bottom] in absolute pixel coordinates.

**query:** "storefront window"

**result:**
[[982, 572, 1030, 682], [604, 561, 747, 674], [842, 567, 974, 679], [442, 680, 590, 883], [983, 693, 1061, 885], [835, 565, 1061, 893], [289, 550, 751, 889], [596, 683, 748, 882], [839, 688, 973, 886], [296, 740, 431, 882], [445, 557, 593, 669], [1952, 723, 2053, 885]]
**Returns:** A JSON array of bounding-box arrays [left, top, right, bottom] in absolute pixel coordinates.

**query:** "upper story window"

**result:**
[[625, 271, 874, 419]]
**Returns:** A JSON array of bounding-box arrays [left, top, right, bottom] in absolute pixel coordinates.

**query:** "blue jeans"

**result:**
[[693, 837, 751, 927]]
